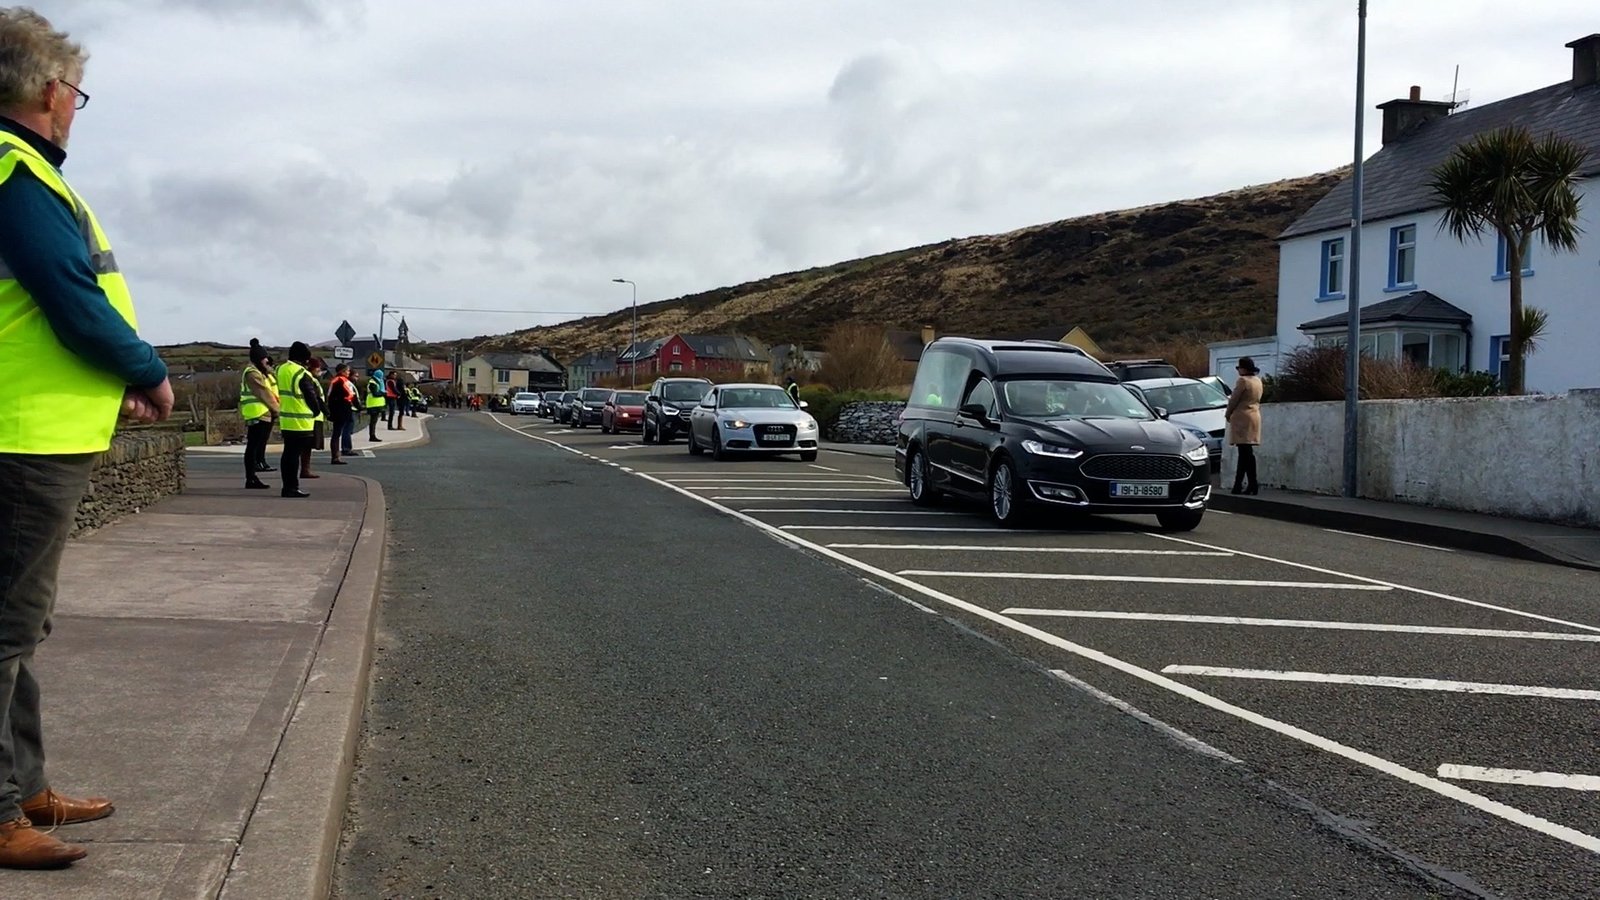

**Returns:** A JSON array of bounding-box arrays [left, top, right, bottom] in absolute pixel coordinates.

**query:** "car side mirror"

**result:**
[[799, 400, 809, 409], [1155, 407, 1170, 419], [959, 403, 991, 422]]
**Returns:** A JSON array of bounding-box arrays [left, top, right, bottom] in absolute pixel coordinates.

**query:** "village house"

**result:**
[[617, 335, 771, 379], [456, 350, 565, 398]]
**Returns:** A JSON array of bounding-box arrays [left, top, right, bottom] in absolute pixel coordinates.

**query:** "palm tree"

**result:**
[[1430, 126, 1586, 394]]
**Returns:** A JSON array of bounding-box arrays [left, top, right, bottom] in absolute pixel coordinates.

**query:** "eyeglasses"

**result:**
[[56, 79, 89, 110]]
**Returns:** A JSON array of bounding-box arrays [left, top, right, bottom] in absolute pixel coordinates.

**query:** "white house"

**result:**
[[1275, 34, 1600, 394]]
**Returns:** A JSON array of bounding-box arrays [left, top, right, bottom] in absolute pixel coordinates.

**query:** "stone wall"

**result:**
[[75, 430, 187, 535], [1222, 390, 1600, 527], [828, 401, 906, 445]]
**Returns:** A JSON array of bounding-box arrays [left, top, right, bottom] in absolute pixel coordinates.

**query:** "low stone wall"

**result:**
[[1223, 390, 1600, 527], [75, 430, 187, 535], [828, 400, 906, 445]]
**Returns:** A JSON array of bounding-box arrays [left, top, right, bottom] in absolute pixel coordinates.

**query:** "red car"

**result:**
[[601, 390, 647, 434]]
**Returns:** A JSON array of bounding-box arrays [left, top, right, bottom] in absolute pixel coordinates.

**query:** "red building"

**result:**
[[617, 334, 770, 379]]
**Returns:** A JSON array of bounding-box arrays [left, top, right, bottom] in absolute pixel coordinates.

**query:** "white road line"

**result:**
[[1323, 528, 1456, 552], [740, 509, 964, 515], [809, 464, 842, 472], [712, 496, 911, 502], [783, 525, 1015, 533], [836, 544, 1231, 556], [1149, 533, 1600, 636], [690, 487, 904, 493], [488, 415, 1600, 856], [1161, 666, 1600, 701], [1001, 609, 1600, 642], [903, 571, 1391, 591], [1050, 670, 1241, 764], [1437, 765, 1600, 791], [666, 479, 890, 485]]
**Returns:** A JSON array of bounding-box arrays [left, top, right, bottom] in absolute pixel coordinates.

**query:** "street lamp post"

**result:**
[[1343, 0, 1368, 499], [613, 278, 637, 388]]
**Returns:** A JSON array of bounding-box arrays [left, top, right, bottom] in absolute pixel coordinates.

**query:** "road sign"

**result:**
[[334, 320, 356, 345], [334, 346, 354, 360], [367, 351, 385, 369]]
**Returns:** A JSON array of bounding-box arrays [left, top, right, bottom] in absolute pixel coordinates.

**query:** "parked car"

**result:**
[[601, 390, 648, 434], [687, 383, 820, 461], [552, 391, 577, 424], [510, 392, 540, 415], [1122, 377, 1229, 468], [569, 387, 612, 428], [643, 377, 713, 444], [1106, 358, 1181, 381], [535, 391, 558, 417], [895, 338, 1211, 530]]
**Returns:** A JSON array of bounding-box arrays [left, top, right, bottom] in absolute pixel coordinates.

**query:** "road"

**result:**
[[334, 411, 1600, 898]]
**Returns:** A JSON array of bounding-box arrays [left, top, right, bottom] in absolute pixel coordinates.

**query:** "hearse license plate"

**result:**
[[1111, 482, 1168, 499]]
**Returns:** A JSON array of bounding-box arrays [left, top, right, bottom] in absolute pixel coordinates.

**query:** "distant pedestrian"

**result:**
[[240, 339, 279, 489], [364, 369, 386, 441], [1226, 357, 1263, 495], [327, 363, 357, 464], [0, 8, 173, 869], [299, 357, 327, 481], [785, 375, 800, 404], [385, 370, 405, 430], [275, 342, 324, 498]]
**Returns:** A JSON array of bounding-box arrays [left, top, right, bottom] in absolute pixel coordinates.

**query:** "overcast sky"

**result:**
[[30, 1, 1597, 347]]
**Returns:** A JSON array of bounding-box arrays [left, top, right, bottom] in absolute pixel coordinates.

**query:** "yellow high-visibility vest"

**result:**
[[276, 361, 315, 432], [365, 378, 386, 409], [0, 132, 142, 453], [239, 367, 273, 422]]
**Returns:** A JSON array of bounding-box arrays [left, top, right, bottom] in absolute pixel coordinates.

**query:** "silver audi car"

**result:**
[[687, 383, 821, 461]]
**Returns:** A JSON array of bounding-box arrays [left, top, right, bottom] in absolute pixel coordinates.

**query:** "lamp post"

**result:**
[[613, 278, 637, 388], [1342, 0, 1368, 498]]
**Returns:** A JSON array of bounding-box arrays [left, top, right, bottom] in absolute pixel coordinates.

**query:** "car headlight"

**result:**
[[1184, 444, 1211, 464], [722, 419, 750, 429], [799, 417, 818, 431], [1021, 439, 1084, 459]]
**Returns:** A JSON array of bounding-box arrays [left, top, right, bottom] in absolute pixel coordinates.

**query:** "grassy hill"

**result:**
[[477, 169, 1346, 359]]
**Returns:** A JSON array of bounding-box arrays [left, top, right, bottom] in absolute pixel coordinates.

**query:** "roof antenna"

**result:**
[[1447, 64, 1471, 111]]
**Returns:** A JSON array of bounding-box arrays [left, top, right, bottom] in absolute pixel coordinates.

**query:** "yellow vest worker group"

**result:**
[[276, 361, 316, 433], [0, 134, 140, 454]]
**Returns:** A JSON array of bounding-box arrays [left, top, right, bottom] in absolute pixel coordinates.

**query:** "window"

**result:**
[[1491, 334, 1511, 383], [1387, 224, 1417, 289], [963, 378, 998, 418], [1495, 233, 1535, 279], [1431, 333, 1464, 372], [1319, 237, 1345, 299], [672, 344, 681, 355], [467, 367, 477, 377], [466, 382, 477, 393], [669, 361, 683, 372], [496, 369, 510, 384], [908, 349, 971, 410]]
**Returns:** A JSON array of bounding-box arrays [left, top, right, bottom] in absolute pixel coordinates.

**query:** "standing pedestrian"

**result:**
[[275, 342, 323, 498], [239, 339, 278, 489], [299, 357, 327, 481], [364, 369, 386, 442], [1226, 357, 1263, 495], [385, 368, 403, 430], [0, 8, 174, 869], [785, 375, 800, 404], [326, 362, 356, 465]]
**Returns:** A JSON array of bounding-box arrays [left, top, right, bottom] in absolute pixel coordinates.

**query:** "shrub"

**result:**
[[1149, 339, 1211, 378], [1434, 369, 1501, 397], [798, 384, 907, 431], [1270, 345, 1440, 402], [818, 324, 912, 392]]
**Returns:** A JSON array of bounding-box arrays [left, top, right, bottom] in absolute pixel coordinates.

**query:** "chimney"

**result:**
[[1569, 34, 1600, 88], [920, 324, 936, 345], [1377, 85, 1454, 145]]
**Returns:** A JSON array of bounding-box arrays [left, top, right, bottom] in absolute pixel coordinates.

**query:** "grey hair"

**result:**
[[0, 7, 87, 110]]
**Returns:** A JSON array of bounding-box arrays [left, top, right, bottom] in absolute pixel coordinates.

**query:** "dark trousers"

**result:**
[[245, 419, 272, 484], [280, 431, 314, 494], [1234, 444, 1258, 489], [367, 410, 382, 440], [0, 452, 97, 822], [331, 413, 354, 457], [385, 398, 398, 428]]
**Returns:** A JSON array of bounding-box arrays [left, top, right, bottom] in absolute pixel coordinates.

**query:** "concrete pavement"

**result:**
[[7, 464, 385, 899], [188, 412, 434, 457]]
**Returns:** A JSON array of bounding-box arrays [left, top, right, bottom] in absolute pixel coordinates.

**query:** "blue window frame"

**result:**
[[1494, 233, 1535, 280], [1386, 224, 1417, 290], [1318, 237, 1346, 300], [1490, 334, 1511, 383]]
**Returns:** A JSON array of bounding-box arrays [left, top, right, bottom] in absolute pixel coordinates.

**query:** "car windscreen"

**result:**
[[514, 394, 537, 401], [1119, 365, 1179, 381], [1000, 379, 1154, 420], [661, 382, 711, 402], [559, 393, 575, 401], [1140, 382, 1226, 415], [718, 387, 794, 409], [613, 392, 647, 405], [581, 389, 611, 402]]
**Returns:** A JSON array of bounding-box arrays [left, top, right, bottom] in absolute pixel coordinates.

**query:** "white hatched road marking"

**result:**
[[1002, 609, 1600, 642], [488, 414, 1600, 855], [1437, 765, 1600, 791], [836, 544, 1231, 556], [741, 508, 964, 516], [809, 464, 842, 472], [694, 487, 905, 493], [783, 525, 1068, 533], [1161, 666, 1600, 701], [903, 571, 1391, 591], [1149, 533, 1600, 636], [1324, 528, 1456, 552], [713, 496, 911, 502], [670, 479, 891, 485]]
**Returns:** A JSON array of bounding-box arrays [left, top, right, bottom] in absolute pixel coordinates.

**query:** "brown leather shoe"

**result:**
[[0, 816, 87, 869], [19, 789, 114, 827]]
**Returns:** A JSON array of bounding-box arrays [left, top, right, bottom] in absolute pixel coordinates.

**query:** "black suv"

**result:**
[[569, 388, 613, 428], [894, 338, 1211, 530], [643, 377, 713, 444], [1106, 358, 1181, 381]]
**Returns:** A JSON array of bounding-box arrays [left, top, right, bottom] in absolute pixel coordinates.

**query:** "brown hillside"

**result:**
[[480, 169, 1348, 358]]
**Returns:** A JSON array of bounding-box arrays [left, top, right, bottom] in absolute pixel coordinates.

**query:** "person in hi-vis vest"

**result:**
[[365, 368, 387, 441], [275, 342, 324, 498], [0, 9, 173, 869], [240, 339, 279, 489]]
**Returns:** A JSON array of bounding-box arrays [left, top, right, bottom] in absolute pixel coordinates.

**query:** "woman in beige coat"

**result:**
[[1225, 357, 1263, 494]]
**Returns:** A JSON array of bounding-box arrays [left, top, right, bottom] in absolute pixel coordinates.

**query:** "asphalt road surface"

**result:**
[[333, 411, 1600, 899]]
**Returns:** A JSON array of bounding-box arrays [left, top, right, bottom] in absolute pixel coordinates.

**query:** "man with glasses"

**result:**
[[0, 7, 170, 869]]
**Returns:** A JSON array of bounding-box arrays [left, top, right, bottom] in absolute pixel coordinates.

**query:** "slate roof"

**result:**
[[568, 351, 617, 371], [618, 338, 665, 362], [679, 335, 767, 361], [477, 351, 565, 375], [1281, 80, 1600, 240], [1298, 290, 1473, 331]]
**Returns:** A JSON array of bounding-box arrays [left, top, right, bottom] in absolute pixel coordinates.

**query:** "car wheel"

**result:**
[[989, 457, 1027, 528], [907, 448, 937, 507], [800, 450, 818, 462], [1157, 509, 1205, 532], [688, 429, 703, 455], [710, 426, 725, 461]]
